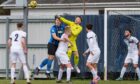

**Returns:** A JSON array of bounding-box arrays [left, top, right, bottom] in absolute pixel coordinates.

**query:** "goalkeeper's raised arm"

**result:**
[[56, 15, 73, 25]]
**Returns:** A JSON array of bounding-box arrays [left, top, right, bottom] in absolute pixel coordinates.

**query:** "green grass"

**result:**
[[0, 80, 140, 84]]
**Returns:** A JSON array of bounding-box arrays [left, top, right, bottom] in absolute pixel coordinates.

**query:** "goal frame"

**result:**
[[104, 8, 140, 80]]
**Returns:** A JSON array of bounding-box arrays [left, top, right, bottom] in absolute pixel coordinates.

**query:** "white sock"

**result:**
[[67, 68, 71, 81], [91, 69, 97, 78], [23, 65, 30, 82], [136, 67, 140, 79], [14, 73, 16, 78], [120, 67, 126, 78], [11, 68, 15, 79], [38, 66, 41, 69], [46, 70, 50, 74], [58, 68, 63, 80], [95, 70, 98, 76]]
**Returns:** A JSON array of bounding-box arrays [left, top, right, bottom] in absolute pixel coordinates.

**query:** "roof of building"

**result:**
[[1, 0, 140, 9], [3, 0, 140, 4]]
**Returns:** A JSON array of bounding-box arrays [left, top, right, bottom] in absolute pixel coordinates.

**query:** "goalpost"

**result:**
[[104, 8, 140, 80]]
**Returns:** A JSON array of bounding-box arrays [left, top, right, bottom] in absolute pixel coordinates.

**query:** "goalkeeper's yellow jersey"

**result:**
[[60, 17, 82, 43]]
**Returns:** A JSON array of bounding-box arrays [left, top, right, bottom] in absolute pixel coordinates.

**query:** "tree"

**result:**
[[0, 0, 10, 15], [0, 0, 5, 4]]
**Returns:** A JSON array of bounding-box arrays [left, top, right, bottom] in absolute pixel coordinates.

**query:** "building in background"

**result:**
[[1, 0, 140, 17], [0, 0, 140, 78]]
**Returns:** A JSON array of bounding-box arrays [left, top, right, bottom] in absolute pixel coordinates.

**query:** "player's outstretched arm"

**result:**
[[8, 38, 12, 49], [83, 49, 90, 56], [58, 16, 73, 25], [21, 37, 27, 54], [52, 33, 63, 41]]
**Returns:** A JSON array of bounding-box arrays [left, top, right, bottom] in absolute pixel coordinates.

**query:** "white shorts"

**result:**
[[124, 52, 139, 64], [55, 50, 70, 65], [87, 50, 101, 64], [10, 49, 26, 64]]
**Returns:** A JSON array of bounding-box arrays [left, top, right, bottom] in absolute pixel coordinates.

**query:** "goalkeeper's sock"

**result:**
[[58, 68, 63, 80], [39, 58, 48, 69], [67, 68, 71, 81], [120, 67, 126, 78], [74, 55, 79, 66], [91, 69, 97, 78], [11, 67, 15, 80], [136, 67, 140, 79], [47, 60, 53, 72], [67, 49, 72, 59]]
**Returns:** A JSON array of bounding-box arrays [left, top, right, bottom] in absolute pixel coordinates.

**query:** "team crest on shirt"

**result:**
[[58, 31, 63, 33]]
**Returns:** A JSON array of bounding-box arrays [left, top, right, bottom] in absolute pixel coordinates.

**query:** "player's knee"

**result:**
[[22, 63, 27, 66], [86, 63, 90, 67], [74, 56, 79, 60], [66, 64, 71, 68], [60, 65, 65, 70], [133, 64, 138, 69], [93, 64, 97, 68], [74, 51, 79, 57], [11, 63, 16, 68], [124, 64, 128, 67]]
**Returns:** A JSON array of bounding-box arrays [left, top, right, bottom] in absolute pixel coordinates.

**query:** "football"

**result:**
[[29, 0, 37, 8]]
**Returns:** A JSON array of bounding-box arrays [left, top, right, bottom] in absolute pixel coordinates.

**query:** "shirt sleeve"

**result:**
[[9, 33, 12, 39], [50, 26, 56, 35], [124, 39, 129, 45], [87, 32, 93, 39], [134, 37, 139, 44], [87, 33, 94, 51], [60, 17, 73, 25], [22, 32, 27, 38]]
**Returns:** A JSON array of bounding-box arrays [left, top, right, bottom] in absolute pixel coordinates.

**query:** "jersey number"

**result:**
[[14, 34, 19, 41]]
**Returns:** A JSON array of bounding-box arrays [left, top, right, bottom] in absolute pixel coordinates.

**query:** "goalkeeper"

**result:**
[[57, 16, 82, 73]]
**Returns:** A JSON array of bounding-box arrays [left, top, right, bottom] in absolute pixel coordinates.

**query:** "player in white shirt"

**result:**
[[55, 26, 73, 83], [83, 24, 101, 84], [8, 22, 31, 84], [116, 29, 140, 81]]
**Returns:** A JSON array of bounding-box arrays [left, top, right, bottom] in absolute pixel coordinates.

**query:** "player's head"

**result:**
[[86, 24, 93, 32], [75, 16, 82, 24], [17, 22, 23, 30], [124, 29, 132, 37], [64, 26, 71, 36], [55, 17, 61, 26]]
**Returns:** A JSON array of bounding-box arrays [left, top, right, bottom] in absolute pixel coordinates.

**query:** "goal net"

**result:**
[[104, 8, 140, 80]]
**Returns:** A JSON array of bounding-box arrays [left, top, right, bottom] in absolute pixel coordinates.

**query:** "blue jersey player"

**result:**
[[34, 17, 65, 78]]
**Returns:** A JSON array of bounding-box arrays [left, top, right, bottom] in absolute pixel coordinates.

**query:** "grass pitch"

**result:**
[[0, 80, 140, 84]]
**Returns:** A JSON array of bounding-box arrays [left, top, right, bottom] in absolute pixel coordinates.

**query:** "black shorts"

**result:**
[[48, 43, 58, 55]]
